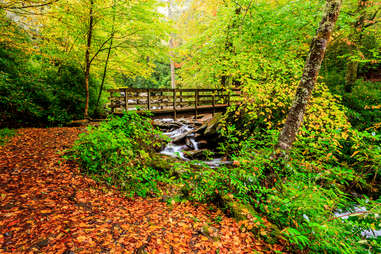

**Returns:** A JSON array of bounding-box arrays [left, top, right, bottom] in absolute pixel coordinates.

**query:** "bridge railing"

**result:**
[[107, 88, 241, 118]]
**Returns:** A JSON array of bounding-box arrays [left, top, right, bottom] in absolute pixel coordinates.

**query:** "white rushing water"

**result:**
[[158, 118, 228, 168], [334, 206, 381, 238], [160, 118, 192, 160]]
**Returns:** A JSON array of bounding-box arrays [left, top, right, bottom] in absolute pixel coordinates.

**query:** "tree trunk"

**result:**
[[169, 38, 176, 89], [96, 0, 116, 111], [344, 60, 358, 92], [168, 0, 176, 89], [84, 0, 94, 119], [344, 0, 367, 93], [274, 0, 342, 158]]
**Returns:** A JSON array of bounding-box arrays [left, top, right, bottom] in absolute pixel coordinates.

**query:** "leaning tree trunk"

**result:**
[[84, 0, 94, 119], [274, 0, 342, 158]]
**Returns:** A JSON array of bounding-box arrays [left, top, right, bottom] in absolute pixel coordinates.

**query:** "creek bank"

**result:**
[[150, 115, 287, 244]]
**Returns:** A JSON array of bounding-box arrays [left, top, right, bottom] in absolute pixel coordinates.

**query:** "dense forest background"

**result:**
[[0, 0, 380, 252], [0, 0, 379, 129]]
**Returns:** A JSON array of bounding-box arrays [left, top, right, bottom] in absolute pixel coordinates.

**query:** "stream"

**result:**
[[156, 118, 230, 168]]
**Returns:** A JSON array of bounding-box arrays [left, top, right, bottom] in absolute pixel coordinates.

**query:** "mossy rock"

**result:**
[[219, 194, 281, 243]]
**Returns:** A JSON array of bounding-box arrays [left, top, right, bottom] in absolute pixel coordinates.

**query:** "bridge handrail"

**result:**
[[107, 87, 241, 119]]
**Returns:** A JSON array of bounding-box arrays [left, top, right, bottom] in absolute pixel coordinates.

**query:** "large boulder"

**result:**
[[204, 113, 223, 136]]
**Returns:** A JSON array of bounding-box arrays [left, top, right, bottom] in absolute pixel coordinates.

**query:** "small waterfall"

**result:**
[[157, 118, 229, 168]]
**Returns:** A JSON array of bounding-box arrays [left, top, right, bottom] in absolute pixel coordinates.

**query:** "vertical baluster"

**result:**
[[195, 90, 199, 118], [212, 92, 215, 116], [147, 88, 151, 110], [180, 91, 183, 108], [124, 88, 128, 112], [173, 89, 177, 120]]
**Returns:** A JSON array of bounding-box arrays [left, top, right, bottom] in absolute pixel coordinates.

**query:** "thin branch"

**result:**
[[1, 0, 60, 10], [241, 0, 254, 24]]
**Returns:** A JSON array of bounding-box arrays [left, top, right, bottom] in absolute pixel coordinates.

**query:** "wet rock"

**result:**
[[184, 149, 209, 160], [204, 113, 223, 136], [185, 137, 194, 150], [196, 140, 208, 149], [172, 130, 195, 144], [194, 123, 207, 134], [152, 120, 182, 130]]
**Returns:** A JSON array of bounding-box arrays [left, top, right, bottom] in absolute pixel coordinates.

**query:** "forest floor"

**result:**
[[0, 127, 275, 253]]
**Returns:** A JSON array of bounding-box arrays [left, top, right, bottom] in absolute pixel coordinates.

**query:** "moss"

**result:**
[[219, 194, 281, 243]]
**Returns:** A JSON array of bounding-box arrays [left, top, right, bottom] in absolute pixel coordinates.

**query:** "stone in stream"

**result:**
[[172, 130, 195, 144], [185, 137, 195, 150], [184, 149, 210, 160], [196, 139, 209, 149], [203, 113, 223, 136], [152, 119, 182, 130]]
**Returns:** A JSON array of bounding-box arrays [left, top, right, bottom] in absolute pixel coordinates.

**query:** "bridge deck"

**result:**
[[108, 88, 241, 119]]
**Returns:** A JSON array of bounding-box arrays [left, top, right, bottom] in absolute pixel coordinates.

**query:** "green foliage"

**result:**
[[67, 112, 169, 197], [119, 61, 172, 89], [342, 80, 381, 130], [175, 129, 381, 253], [0, 43, 99, 127], [0, 128, 15, 145]]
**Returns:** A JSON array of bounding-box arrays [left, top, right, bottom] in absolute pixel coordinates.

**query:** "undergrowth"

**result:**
[[0, 128, 15, 145], [67, 112, 170, 197], [69, 111, 380, 253]]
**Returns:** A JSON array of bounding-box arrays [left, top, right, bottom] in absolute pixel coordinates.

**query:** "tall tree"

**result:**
[[344, 0, 380, 92], [84, 0, 94, 119], [39, 0, 168, 119], [274, 0, 342, 157], [96, 0, 117, 111]]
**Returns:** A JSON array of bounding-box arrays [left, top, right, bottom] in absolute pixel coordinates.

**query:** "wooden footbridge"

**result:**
[[108, 88, 241, 119]]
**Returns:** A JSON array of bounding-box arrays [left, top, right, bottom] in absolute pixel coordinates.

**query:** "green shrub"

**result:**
[[67, 112, 169, 197], [0, 128, 15, 145], [342, 80, 381, 130]]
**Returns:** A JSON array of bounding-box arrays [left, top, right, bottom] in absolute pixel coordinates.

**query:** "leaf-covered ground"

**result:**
[[0, 128, 274, 253]]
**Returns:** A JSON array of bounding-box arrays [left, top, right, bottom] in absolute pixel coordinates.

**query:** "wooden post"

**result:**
[[124, 88, 128, 112], [227, 90, 231, 107], [173, 89, 177, 120], [195, 90, 199, 118], [136, 92, 139, 106], [160, 91, 163, 109], [180, 91, 183, 108], [147, 89, 151, 110], [212, 92, 215, 116]]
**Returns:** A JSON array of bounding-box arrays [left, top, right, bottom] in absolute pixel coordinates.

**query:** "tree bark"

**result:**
[[84, 0, 94, 119], [274, 0, 342, 158], [344, 60, 358, 92], [96, 0, 116, 111], [169, 38, 176, 89], [168, 0, 176, 89], [344, 0, 367, 93]]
